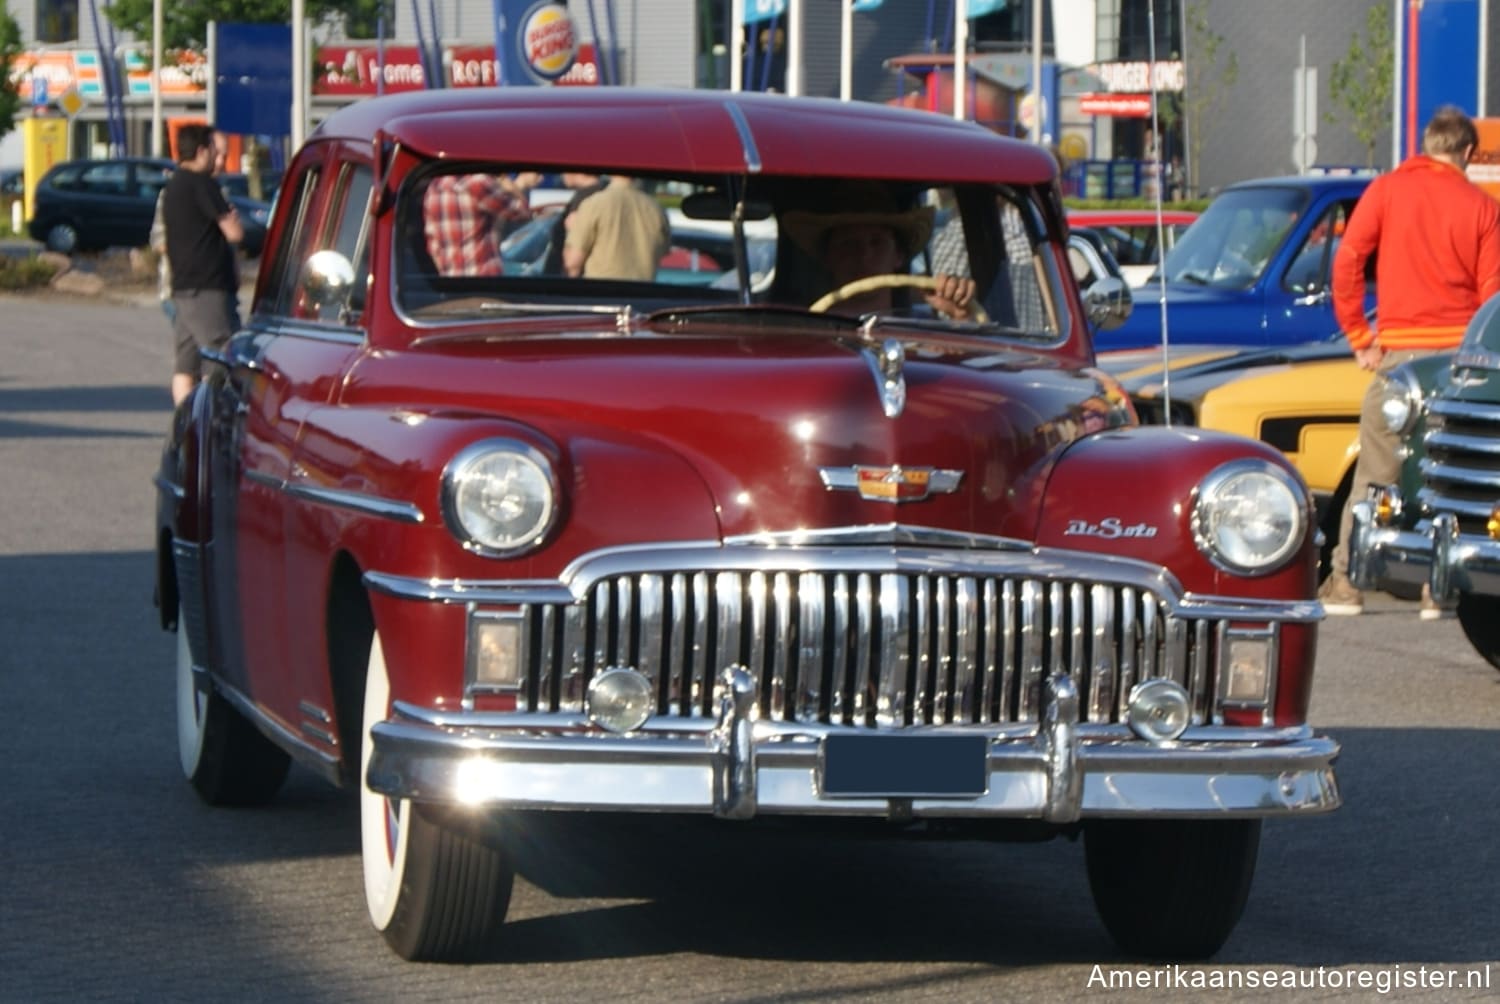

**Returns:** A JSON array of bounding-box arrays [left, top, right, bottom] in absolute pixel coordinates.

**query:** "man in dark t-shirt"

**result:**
[[162, 124, 243, 405]]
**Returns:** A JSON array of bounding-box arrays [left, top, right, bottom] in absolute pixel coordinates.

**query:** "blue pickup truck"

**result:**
[[1096, 174, 1374, 351]]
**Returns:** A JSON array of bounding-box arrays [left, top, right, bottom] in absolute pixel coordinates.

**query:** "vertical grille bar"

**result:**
[[1166, 616, 1188, 685], [1141, 598, 1160, 681], [594, 581, 613, 672], [1019, 579, 1043, 719], [638, 575, 663, 709], [830, 573, 850, 722], [770, 572, 792, 721], [877, 573, 907, 727], [932, 577, 952, 724], [912, 576, 932, 724], [953, 577, 978, 723], [1089, 584, 1115, 723], [529, 605, 554, 713], [1001, 580, 1018, 722], [669, 574, 687, 715], [1048, 582, 1067, 714], [852, 574, 874, 725], [690, 572, 710, 715], [746, 571, 768, 700], [797, 572, 824, 722], [560, 604, 587, 711], [1117, 586, 1137, 719], [715, 572, 743, 683], [979, 579, 998, 724], [617, 576, 635, 668]]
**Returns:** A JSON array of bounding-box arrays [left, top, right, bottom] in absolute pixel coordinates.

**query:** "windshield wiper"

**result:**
[[1176, 270, 1211, 286]]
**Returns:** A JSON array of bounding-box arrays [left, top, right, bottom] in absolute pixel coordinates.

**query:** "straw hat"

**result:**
[[781, 207, 936, 261]]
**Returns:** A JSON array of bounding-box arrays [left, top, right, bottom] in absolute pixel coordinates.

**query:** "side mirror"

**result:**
[[300, 249, 356, 310], [1083, 275, 1133, 331]]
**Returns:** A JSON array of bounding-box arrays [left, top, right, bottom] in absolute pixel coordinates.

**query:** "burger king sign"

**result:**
[[518, 2, 577, 82]]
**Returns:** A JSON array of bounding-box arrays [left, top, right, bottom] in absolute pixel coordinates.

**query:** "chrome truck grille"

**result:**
[[1420, 397, 1500, 535], [517, 570, 1225, 727]]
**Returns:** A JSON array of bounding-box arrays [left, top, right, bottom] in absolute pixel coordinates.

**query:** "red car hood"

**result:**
[[347, 328, 1117, 541]]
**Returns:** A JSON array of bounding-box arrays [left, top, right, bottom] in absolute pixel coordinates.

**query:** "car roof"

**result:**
[[1218, 173, 1374, 195], [311, 87, 1058, 185]]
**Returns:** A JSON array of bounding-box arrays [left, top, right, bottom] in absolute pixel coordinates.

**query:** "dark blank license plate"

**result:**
[[821, 734, 989, 798]]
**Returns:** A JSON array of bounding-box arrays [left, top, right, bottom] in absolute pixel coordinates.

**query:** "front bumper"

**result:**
[[367, 667, 1341, 823], [1348, 502, 1500, 600]]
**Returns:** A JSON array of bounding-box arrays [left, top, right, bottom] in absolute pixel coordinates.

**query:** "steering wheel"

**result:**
[[809, 273, 990, 322]]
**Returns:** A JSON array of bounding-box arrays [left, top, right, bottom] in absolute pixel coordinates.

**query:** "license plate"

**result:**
[[820, 734, 989, 798]]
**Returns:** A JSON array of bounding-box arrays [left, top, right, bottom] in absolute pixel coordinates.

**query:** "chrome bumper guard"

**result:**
[[1349, 502, 1500, 600], [367, 666, 1341, 821]]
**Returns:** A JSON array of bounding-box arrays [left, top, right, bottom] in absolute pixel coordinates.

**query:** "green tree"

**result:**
[[1179, 0, 1238, 197], [106, 0, 386, 55], [1327, 3, 1393, 169], [0, 7, 23, 147]]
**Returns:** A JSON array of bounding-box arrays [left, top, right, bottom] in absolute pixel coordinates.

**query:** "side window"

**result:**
[[137, 162, 171, 200], [320, 164, 374, 321], [1282, 202, 1349, 296], [79, 162, 129, 196], [256, 165, 322, 318]]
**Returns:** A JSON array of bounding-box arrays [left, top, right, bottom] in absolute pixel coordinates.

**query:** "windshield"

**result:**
[[1158, 187, 1307, 290], [393, 163, 1068, 342]]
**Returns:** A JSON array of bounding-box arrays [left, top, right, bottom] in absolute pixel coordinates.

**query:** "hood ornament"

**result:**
[[820, 465, 964, 503], [861, 338, 906, 418]]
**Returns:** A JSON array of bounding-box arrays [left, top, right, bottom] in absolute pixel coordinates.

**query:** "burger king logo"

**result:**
[[520, 3, 577, 82]]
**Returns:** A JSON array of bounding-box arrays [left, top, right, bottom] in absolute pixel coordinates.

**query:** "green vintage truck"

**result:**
[[1349, 294, 1500, 668]]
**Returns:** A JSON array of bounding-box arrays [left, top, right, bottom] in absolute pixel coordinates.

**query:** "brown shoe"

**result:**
[[1317, 574, 1364, 615], [1419, 583, 1455, 621]]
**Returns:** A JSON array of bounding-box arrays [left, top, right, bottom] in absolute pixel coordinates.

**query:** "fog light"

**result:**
[[1373, 485, 1403, 527], [1489, 503, 1500, 541], [469, 612, 525, 689], [587, 667, 655, 733], [1224, 636, 1273, 703], [1126, 678, 1190, 744]]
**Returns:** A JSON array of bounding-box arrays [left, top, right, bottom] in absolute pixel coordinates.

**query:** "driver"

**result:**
[[782, 200, 975, 317]]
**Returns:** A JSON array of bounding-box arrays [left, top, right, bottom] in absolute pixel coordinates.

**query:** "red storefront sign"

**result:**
[[314, 42, 599, 95], [1079, 92, 1153, 118]]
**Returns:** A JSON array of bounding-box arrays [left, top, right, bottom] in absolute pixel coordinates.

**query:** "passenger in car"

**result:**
[[422, 172, 540, 276]]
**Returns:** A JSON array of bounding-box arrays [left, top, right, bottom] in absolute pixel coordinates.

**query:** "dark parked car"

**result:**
[[26, 156, 268, 256], [156, 87, 1339, 963]]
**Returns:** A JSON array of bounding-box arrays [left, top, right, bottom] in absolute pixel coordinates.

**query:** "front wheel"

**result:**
[[361, 631, 514, 961], [1457, 593, 1500, 672], [44, 221, 79, 254], [175, 603, 290, 805], [1084, 818, 1261, 960]]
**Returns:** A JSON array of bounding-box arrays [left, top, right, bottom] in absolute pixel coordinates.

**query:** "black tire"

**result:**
[[1457, 592, 1500, 672], [361, 631, 514, 961], [1084, 818, 1261, 960], [176, 604, 291, 806], [44, 221, 79, 254]]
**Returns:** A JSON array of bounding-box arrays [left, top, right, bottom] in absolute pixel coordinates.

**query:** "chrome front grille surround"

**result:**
[[519, 570, 1223, 727], [1421, 397, 1500, 534]]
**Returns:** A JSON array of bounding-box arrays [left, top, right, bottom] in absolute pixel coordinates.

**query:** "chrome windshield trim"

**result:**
[[246, 470, 425, 524], [362, 536, 1322, 623]]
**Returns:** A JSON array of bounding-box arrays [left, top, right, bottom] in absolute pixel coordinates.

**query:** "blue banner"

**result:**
[[495, 0, 579, 85], [744, 0, 787, 24]]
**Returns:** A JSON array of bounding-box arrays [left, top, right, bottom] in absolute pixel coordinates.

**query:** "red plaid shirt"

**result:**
[[423, 175, 531, 276]]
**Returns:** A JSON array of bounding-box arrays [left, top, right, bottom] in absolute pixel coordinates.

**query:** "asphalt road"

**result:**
[[1, 294, 1496, 1002]]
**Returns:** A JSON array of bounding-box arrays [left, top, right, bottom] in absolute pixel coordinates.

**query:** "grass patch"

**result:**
[[0, 253, 61, 290]]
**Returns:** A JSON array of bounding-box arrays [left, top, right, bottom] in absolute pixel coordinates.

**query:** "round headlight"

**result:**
[[441, 439, 558, 556], [1191, 459, 1307, 574], [1378, 364, 1422, 435]]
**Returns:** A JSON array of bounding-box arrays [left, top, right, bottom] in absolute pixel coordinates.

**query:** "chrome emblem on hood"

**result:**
[[861, 338, 907, 418], [820, 465, 964, 503]]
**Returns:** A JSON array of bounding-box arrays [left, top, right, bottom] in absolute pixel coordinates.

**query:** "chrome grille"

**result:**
[[1420, 397, 1500, 534], [517, 570, 1224, 727]]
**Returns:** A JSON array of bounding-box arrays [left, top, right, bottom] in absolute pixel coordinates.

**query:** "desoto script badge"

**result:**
[[819, 465, 964, 503]]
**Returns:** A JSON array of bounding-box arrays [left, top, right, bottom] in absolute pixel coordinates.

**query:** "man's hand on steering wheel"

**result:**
[[925, 274, 976, 319]]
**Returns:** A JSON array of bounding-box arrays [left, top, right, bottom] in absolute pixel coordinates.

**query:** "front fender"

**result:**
[[1035, 425, 1318, 601]]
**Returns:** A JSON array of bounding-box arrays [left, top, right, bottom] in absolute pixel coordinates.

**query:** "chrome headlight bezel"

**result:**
[[440, 438, 560, 557], [1190, 458, 1309, 576], [1378, 363, 1423, 435]]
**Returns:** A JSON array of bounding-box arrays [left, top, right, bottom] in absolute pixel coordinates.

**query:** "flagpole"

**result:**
[[953, 0, 967, 120], [787, 0, 803, 95], [840, 0, 853, 101], [731, 0, 744, 90], [1031, 0, 1043, 142]]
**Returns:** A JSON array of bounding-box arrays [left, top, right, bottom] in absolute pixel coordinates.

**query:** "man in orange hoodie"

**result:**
[[1322, 105, 1500, 616]]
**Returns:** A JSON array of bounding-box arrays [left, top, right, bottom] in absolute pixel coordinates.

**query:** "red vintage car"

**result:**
[[155, 87, 1339, 963]]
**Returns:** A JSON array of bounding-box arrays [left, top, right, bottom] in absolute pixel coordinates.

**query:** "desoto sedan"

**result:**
[[155, 86, 1340, 963]]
